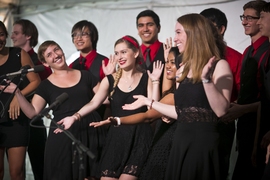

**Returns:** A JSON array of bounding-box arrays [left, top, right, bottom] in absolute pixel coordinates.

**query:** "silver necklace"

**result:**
[[128, 78, 134, 91], [124, 76, 135, 91]]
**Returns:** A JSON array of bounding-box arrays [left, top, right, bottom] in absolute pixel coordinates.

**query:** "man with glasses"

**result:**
[[69, 20, 110, 120], [69, 20, 109, 82], [221, 1, 269, 180]]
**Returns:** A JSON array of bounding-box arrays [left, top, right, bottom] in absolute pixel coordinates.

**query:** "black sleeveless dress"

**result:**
[[100, 73, 153, 178], [139, 115, 177, 180], [165, 78, 220, 180], [0, 47, 29, 147], [35, 70, 106, 180]]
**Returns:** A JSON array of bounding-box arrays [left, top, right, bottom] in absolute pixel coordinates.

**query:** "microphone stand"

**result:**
[[43, 112, 95, 180], [0, 74, 25, 119]]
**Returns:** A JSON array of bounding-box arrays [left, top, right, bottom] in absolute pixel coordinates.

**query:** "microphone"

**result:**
[[31, 92, 69, 122], [1, 65, 45, 79]]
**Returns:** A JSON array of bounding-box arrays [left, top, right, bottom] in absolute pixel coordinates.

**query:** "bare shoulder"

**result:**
[[213, 59, 233, 79], [216, 59, 230, 67]]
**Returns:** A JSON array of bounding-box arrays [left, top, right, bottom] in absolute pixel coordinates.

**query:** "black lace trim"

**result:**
[[101, 165, 138, 177], [176, 106, 218, 123]]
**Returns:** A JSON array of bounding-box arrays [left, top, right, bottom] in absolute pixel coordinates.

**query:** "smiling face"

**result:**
[[42, 44, 65, 68], [174, 22, 187, 54], [0, 27, 7, 51], [11, 24, 29, 48], [72, 27, 92, 54], [165, 52, 178, 80], [137, 16, 160, 46], [257, 11, 270, 38], [241, 8, 260, 37], [114, 42, 138, 69]]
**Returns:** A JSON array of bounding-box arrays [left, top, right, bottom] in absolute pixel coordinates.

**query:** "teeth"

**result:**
[[143, 34, 150, 37]]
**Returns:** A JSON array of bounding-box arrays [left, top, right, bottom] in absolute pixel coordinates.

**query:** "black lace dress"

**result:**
[[165, 78, 220, 180], [100, 73, 153, 178], [139, 114, 177, 180]]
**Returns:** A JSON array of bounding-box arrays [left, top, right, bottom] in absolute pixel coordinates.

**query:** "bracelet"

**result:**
[[73, 112, 82, 121], [114, 117, 121, 127], [202, 78, 211, 84], [149, 99, 154, 109], [151, 79, 160, 82], [152, 81, 160, 85]]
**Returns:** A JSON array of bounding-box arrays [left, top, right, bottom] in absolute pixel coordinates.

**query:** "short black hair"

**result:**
[[200, 8, 227, 34], [136, 9, 160, 28], [71, 20, 98, 50], [243, 1, 267, 17], [0, 21, 8, 37], [262, 2, 270, 13]]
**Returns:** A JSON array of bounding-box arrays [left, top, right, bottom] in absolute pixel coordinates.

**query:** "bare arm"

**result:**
[[122, 94, 177, 120], [121, 93, 174, 123], [90, 93, 175, 127], [147, 61, 164, 101], [20, 49, 41, 97], [1, 82, 46, 119], [56, 76, 110, 130], [15, 91, 47, 118], [9, 49, 41, 119], [162, 37, 174, 93], [202, 58, 232, 117]]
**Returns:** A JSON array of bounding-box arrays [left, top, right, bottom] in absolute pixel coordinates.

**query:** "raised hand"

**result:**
[[147, 60, 164, 81], [102, 54, 117, 75], [201, 56, 216, 81], [163, 37, 173, 61]]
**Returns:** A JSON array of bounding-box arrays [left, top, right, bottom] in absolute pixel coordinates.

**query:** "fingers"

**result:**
[[152, 61, 163, 70], [54, 128, 63, 134], [9, 106, 20, 120]]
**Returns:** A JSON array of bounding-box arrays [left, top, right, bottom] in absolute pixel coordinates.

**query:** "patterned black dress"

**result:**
[[139, 115, 177, 180], [100, 73, 153, 178], [165, 78, 221, 180]]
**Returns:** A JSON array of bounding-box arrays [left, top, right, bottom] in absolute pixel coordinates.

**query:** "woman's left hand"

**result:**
[[201, 56, 216, 81], [102, 55, 117, 75], [147, 60, 164, 81]]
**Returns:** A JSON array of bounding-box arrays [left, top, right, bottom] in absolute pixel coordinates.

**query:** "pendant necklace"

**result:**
[[126, 76, 135, 91], [128, 78, 134, 91]]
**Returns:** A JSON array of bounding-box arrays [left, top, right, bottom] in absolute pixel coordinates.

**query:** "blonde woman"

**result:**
[[57, 35, 163, 180]]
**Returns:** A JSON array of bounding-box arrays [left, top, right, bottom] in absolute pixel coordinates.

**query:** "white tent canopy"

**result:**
[[0, 0, 262, 63]]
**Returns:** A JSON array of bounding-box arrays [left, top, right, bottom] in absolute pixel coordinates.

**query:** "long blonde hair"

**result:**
[[177, 14, 224, 83], [109, 35, 144, 99]]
